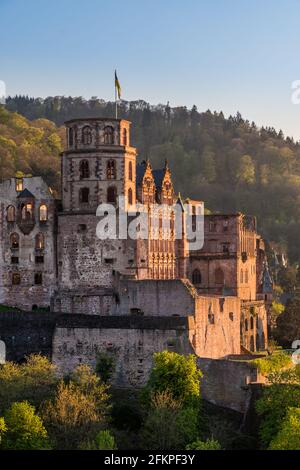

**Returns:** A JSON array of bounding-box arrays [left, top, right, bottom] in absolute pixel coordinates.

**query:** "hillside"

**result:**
[[3, 96, 300, 262]]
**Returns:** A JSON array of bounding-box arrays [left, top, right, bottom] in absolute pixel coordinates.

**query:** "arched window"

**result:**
[[245, 319, 248, 331], [240, 269, 243, 283], [128, 161, 133, 181], [104, 126, 114, 144], [261, 332, 265, 350], [10, 233, 19, 249], [39, 204, 48, 222], [250, 316, 254, 330], [215, 268, 224, 285], [128, 188, 133, 205], [21, 203, 33, 221], [192, 269, 202, 285], [35, 233, 45, 250], [79, 160, 90, 179], [7, 205, 15, 222], [107, 186, 117, 204], [107, 160, 116, 179], [245, 269, 249, 283], [250, 335, 254, 352], [69, 127, 74, 146], [82, 126, 92, 145], [256, 333, 260, 351], [79, 187, 89, 204], [123, 128, 128, 146]]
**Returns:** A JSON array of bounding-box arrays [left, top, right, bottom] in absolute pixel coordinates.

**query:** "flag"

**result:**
[[115, 70, 121, 99]]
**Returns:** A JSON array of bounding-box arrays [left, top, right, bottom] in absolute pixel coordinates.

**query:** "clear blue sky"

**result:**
[[1, 0, 300, 139]]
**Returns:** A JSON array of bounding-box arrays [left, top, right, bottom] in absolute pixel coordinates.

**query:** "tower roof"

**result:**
[[17, 188, 35, 198]]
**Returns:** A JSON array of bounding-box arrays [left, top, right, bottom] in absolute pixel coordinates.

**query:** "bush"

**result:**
[[81, 430, 117, 450], [269, 407, 300, 450], [252, 352, 291, 375], [186, 438, 221, 450], [1, 401, 49, 450]]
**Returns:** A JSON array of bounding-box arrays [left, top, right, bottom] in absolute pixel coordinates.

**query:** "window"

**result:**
[[192, 269, 202, 284], [223, 220, 229, 231], [215, 268, 224, 285], [209, 220, 217, 232], [250, 316, 254, 329], [104, 126, 114, 144], [128, 188, 133, 205], [123, 128, 128, 146], [107, 186, 117, 204], [245, 319, 248, 331], [245, 269, 249, 283], [222, 243, 230, 254], [229, 312, 234, 321], [39, 204, 48, 222], [69, 127, 74, 146], [240, 269, 243, 283], [35, 256, 44, 264], [82, 126, 92, 145], [78, 224, 87, 233], [10, 233, 19, 249], [79, 187, 89, 204], [21, 203, 33, 221], [79, 160, 89, 179], [129, 161, 133, 181], [11, 257, 19, 264], [12, 273, 21, 285], [107, 160, 116, 179], [16, 178, 23, 192], [250, 335, 254, 352], [35, 233, 45, 250], [7, 205, 15, 222], [34, 273, 43, 285]]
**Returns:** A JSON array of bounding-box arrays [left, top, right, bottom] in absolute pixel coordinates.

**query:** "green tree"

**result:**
[[0, 417, 7, 445], [186, 438, 221, 450], [146, 351, 202, 404], [276, 293, 300, 345], [256, 366, 300, 448], [269, 407, 300, 450], [0, 354, 58, 413], [96, 352, 115, 383], [81, 430, 117, 450], [1, 401, 49, 450], [236, 155, 255, 184]]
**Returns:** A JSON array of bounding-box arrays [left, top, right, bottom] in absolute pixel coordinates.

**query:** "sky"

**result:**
[[1, 0, 300, 139]]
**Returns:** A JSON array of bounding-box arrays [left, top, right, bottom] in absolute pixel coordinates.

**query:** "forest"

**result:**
[[2, 95, 300, 262]]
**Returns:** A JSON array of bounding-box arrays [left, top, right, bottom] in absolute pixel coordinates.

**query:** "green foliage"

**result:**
[[275, 293, 300, 345], [41, 365, 110, 450], [0, 417, 7, 444], [81, 430, 117, 450], [0, 354, 58, 413], [256, 365, 300, 447], [141, 390, 199, 450], [269, 407, 300, 450], [252, 351, 291, 375], [1, 401, 49, 450], [96, 352, 115, 383], [146, 351, 202, 404], [186, 438, 221, 450]]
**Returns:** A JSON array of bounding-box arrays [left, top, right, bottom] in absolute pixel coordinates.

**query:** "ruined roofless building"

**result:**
[[0, 117, 271, 376]]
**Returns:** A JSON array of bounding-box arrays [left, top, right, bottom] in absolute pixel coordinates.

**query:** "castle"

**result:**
[[0, 117, 273, 384]]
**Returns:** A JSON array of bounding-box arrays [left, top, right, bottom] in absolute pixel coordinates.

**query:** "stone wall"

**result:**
[[52, 315, 193, 386], [198, 357, 266, 413]]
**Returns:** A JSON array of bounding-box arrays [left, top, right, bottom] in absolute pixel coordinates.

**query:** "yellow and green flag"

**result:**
[[115, 70, 121, 99]]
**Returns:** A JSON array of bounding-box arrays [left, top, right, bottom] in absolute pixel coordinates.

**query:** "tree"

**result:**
[[186, 438, 221, 450], [41, 365, 110, 449], [269, 407, 300, 450], [0, 417, 7, 445], [96, 352, 115, 383], [0, 354, 58, 414], [1, 401, 49, 450], [256, 366, 300, 448], [141, 390, 198, 450], [236, 155, 255, 184], [146, 351, 202, 404], [276, 293, 300, 345], [81, 430, 117, 450]]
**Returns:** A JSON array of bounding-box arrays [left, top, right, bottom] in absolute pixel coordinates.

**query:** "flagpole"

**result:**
[[115, 73, 118, 119]]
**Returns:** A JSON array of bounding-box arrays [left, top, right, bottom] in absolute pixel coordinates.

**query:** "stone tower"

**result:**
[[54, 118, 137, 314]]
